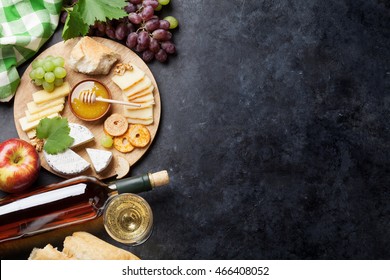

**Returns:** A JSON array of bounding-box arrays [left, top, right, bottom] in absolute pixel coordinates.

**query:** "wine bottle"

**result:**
[[0, 170, 169, 243]]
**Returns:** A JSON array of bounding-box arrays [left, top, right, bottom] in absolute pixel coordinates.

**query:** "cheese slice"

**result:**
[[126, 117, 154, 125], [19, 113, 59, 132], [69, 123, 95, 148], [123, 106, 153, 119], [86, 148, 112, 173], [129, 92, 154, 103], [25, 104, 64, 122], [27, 97, 65, 114], [112, 64, 145, 90], [32, 82, 70, 104], [123, 77, 152, 97], [44, 149, 90, 176], [26, 129, 36, 139], [127, 85, 154, 101]]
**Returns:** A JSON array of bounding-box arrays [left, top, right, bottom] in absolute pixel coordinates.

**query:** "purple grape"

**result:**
[[161, 41, 176, 54], [126, 32, 138, 48], [137, 31, 150, 48], [95, 29, 106, 37], [124, 3, 137, 13], [96, 21, 106, 32], [136, 43, 148, 52], [105, 25, 116, 39], [115, 23, 128, 40], [129, 0, 142, 4], [159, 20, 170, 30], [152, 29, 171, 41], [141, 5, 154, 21], [143, 0, 159, 9], [126, 22, 136, 33], [145, 18, 160, 32], [142, 50, 155, 62], [155, 49, 168, 62], [149, 38, 160, 53], [128, 12, 142, 24]]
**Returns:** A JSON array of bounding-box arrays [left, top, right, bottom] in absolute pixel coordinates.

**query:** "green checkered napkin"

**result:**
[[0, 0, 63, 102]]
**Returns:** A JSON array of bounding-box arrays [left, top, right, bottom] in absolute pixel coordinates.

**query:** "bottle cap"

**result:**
[[149, 170, 169, 187]]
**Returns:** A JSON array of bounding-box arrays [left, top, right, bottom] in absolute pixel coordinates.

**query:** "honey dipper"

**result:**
[[79, 90, 141, 107]]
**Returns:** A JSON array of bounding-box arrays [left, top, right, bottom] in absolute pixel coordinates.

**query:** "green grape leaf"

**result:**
[[62, 0, 127, 40], [78, 0, 127, 26], [36, 117, 74, 154], [62, 6, 89, 40]]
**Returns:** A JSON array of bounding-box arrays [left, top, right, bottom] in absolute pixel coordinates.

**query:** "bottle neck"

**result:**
[[108, 173, 153, 194]]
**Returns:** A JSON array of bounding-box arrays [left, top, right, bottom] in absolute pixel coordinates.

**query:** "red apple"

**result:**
[[0, 138, 40, 193]]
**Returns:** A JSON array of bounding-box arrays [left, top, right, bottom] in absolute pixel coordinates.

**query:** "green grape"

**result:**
[[29, 70, 36, 80], [32, 59, 43, 69], [42, 81, 55, 92], [53, 57, 65, 67], [44, 72, 55, 83], [43, 60, 55, 72], [35, 67, 45, 79], [54, 78, 63, 87], [54, 66, 67, 79], [100, 135, 113, 148], [34, 78, 43, 86], [158, 0, 170, 5], [155, 3, 162, 11], [164, 16, 179, 29]]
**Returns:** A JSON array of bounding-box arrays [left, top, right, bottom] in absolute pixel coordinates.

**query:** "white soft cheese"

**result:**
[[69, 123, 95, 148], [44, 149, 90, 175], [86, 148, 112, 173]]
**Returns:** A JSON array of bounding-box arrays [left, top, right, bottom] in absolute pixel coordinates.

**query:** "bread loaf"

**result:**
[[28, 232, 140, 260], [68, 37, 119, 75]]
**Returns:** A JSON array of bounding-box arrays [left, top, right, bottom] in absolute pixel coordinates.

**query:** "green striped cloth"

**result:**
[[0, 0, 63, 102]]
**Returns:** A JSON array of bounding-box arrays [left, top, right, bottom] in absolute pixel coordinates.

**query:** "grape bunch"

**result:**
[[61, 0, 178, 63], [29, 56, 67, 92]]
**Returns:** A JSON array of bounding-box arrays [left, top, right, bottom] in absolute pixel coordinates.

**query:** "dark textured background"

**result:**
[[1, 0, 389, 259]]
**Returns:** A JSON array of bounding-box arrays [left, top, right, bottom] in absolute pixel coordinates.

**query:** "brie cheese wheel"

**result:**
[[44, 149, 90, 175], [69, 123, 95, 148], [86, 148, 113, 173]]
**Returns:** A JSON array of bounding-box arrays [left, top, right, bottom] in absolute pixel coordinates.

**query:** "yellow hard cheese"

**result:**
[[32, 82, 70, 104], [19, 113, 59, 132], [112, 64, 145, 90], [126, 117, 153, 125], [123, 106, 153, 119], [123, 76, 152, 97], [27, 97, 65, 114], [25, 104, 64, 122]]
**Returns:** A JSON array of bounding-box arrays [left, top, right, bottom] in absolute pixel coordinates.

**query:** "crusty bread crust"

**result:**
[[28, 232, 140, 260], [68, 37, 119, 75]]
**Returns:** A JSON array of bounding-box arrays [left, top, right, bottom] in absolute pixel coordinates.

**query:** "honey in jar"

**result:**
[[70, 80, 111, 121]]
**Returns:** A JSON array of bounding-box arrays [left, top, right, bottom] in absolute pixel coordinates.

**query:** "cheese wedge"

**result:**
[[126, 117, 154, 125], [123, 106, 153, 119], [44, 149, 90, 176], [25, 104, 64, 122], [27, 97, 65, 114], [32, 82, 70, 104], [19, 113, 59, 132], [69, 123, 95, 148], [86, 148, 112, 173], [112, 64, 145, 90], [123, 77, 152, 97]]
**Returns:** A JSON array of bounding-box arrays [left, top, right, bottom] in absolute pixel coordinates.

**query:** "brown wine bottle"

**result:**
[[0, 171, 169, 243]]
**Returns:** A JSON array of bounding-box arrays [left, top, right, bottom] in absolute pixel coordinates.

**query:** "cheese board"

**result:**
[[13, 37, 161, 179]]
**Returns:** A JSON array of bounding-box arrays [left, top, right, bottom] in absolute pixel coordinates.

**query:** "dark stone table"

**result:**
[[1, 0, 389, 259]]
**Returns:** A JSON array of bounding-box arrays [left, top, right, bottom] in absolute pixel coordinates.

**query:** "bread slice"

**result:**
[[63, 232, 140, 260], [28, 244, 74, 260], [68, 37, 118, 75]]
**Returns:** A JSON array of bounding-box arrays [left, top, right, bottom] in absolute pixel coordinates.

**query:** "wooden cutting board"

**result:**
[[13, 37, 161, 180]]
